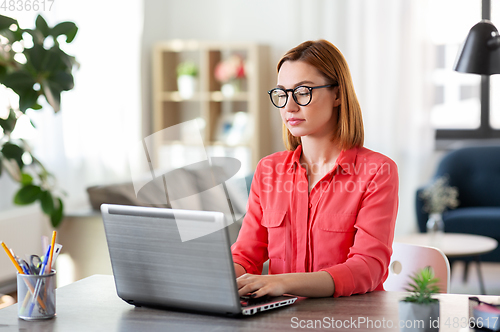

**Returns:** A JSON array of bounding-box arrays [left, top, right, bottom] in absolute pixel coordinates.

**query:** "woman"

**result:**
[[231, 40, 398, 298]]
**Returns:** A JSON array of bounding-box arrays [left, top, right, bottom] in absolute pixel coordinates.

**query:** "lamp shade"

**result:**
[[454, 20, 500, 75]]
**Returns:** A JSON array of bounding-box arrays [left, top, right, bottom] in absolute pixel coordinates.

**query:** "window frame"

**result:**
[[435, 0, 500, 141]]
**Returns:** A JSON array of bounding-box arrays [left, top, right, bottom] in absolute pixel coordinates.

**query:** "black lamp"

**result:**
[[454, 20, 500, 75]]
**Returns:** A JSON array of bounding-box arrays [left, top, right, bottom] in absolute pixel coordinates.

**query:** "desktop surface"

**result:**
[[0, 275, 497, 332]]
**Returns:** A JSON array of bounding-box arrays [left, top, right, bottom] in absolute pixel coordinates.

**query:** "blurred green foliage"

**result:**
[[0, 14, 78, 227]]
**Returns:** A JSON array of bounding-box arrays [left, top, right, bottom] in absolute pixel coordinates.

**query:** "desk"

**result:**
[[0, 275, 499, 332], [396, 233, 499, 294]]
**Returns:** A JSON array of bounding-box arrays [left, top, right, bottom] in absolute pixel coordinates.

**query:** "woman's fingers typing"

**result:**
[[236, 274, 286, 298]]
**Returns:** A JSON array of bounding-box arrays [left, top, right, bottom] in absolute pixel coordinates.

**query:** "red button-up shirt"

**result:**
[[231, 145, 399, 297]]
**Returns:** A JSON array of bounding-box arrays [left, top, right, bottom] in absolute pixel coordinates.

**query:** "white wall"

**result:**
[[0, 207, 46, 288]]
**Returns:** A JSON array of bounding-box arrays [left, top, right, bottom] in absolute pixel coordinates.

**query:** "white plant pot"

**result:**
[[221, 82, 236, 97], [177, 75, 197, 99], [399, 301, 440, 332]]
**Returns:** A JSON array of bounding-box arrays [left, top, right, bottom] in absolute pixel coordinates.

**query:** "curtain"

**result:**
[[1, 1, 144, 211]]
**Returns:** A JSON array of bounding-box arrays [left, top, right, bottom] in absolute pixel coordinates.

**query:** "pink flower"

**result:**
[[214, 54, 245, 83]]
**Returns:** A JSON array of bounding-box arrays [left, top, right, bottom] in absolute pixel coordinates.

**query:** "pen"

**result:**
[[28, 244, 51, 316], [39, 244, 51, 276], [12, 253, 31, 276], [1, 242, 24, 274], [47, 231, 56, 272], [2, 242, 47, 311]]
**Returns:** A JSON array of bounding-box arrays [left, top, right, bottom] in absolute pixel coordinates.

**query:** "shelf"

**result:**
[[152, 40, 271, 170], [157, 140, 251, 148], [159, 91, 204, 102], [209, 91, 249, 102], [157, 91, 250, 102]]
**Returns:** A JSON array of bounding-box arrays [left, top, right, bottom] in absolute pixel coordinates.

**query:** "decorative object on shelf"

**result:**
[[0, 14, 79, 227], [420, 175, 459, 237], [214, 54, 246, 97], [216, 111, 251, 146], [176, 61, 198, 99], [399, 267, 440, 332]]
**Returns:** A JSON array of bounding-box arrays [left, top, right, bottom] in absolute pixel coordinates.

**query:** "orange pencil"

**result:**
[[1, 241, 48, 311], [47, 231, 57, 272], [1, 241, 24, 274]]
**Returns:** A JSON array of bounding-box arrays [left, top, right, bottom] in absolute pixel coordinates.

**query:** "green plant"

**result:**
[[403, 267, 440, 304], [176, 61, 198, 77], [0, 14, 78, 227], [420, 175, 459, 214]]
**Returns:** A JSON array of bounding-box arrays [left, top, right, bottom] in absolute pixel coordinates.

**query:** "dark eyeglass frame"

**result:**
[[267, 83, 338, 108]]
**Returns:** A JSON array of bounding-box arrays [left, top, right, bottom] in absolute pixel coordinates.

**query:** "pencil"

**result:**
[[1, 242, 24, 274], [1, 241, 48, 311], [47, 231, 57, 272]]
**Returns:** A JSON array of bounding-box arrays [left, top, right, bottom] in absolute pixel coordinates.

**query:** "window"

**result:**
[[491, 0, 500, 129], [429, 0, 500, 139]]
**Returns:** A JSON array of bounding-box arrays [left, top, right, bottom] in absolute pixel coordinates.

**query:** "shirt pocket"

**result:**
[[261, 209, 287, 260], [314, 213, 357, 267], [317, 213, 356, 233]]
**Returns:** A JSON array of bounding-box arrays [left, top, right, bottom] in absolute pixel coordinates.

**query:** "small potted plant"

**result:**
[[420, 175, 459, 236], [176, 61, 198, 99], [399, 267, 440, 332]]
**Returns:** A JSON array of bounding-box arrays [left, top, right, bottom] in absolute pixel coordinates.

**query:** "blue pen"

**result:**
[[28, 245, 51, 317], [21, 263, 30, 275], [39, 245, 51, 275]]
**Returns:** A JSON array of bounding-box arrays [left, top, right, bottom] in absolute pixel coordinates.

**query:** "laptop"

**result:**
[[101, 204, 297, 316]]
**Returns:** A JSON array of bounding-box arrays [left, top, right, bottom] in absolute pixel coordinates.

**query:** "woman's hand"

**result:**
[[237, 271, 335, 298], [237, 273, 288, 298]]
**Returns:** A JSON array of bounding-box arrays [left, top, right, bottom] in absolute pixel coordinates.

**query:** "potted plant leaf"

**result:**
[[399, 267, 440, 332], [176, 61, 198, 99], [0, 14, 78, 227]]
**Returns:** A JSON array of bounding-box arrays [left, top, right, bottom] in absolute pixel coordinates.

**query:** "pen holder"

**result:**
[[17, 270, 56, 320]]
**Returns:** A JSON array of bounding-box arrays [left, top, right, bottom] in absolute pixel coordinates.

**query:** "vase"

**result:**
[[426, 213, 444, 245], [221, 80, 241, 97], [177, 75, 197, 99], [399, 301, 440, 332], [426, 213, 444, 234]]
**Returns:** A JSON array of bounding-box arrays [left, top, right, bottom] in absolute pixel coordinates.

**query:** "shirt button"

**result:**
[[308, 203, 312, 209]]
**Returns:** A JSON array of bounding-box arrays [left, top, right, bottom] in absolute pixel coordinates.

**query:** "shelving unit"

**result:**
[[152, 40, 271, 172]]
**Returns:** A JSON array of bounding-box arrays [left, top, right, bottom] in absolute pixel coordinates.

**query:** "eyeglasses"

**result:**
[[268, 83, 338, 108]]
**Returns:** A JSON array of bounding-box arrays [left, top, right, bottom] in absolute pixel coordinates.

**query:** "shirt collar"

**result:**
[[336, 147, 358, 175], [287, 144, 359, 175], [288, 145, 303, 172]]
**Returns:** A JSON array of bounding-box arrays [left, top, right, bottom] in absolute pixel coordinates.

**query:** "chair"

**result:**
[[0, 294, 15, 309], [415, 146, 500, 270], [384, 242, 451, 293]]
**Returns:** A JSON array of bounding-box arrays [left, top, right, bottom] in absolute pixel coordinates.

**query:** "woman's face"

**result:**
[[277, 60, 340, 139]]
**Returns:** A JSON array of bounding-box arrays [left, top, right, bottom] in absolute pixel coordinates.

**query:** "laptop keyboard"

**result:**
[[240, 294, 272, 307]]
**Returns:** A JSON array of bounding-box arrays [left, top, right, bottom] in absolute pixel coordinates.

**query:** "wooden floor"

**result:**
[[450, 261, 500, 295]]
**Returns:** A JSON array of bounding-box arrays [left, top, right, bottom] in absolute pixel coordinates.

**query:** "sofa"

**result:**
[[415, 145, 500, 265]]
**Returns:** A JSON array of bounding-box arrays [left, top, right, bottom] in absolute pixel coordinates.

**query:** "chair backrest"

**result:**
[[436, 146, 500, 207], [384, 242, 450, 293]]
